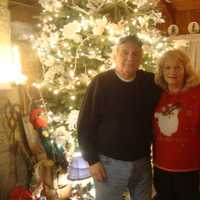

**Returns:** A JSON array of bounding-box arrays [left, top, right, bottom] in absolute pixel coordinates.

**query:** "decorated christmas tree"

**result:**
[[32, 0, 173, 198]]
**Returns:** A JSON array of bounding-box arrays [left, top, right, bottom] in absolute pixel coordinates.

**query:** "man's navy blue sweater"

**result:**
[[77, 69, 161, 165]]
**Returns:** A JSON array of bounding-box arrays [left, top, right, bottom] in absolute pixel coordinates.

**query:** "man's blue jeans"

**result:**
[[94, 155, 152, 200]]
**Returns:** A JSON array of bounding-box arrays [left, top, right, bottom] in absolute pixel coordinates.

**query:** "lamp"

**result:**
[[67, 152, 91, 181]]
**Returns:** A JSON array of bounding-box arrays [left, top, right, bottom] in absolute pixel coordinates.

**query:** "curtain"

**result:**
[[170, 34, 200, 75]]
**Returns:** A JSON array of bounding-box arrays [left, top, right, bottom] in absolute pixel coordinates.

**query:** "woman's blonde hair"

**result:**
[[155, 49, 200, 90]]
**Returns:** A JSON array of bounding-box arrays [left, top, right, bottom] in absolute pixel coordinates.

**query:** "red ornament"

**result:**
[[30, 108, 48, 129], [9, 186, 33, 200]]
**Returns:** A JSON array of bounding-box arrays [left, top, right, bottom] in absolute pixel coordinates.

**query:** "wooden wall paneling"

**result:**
[[171, 0, 200, 11], [175, 10, 200, 34]]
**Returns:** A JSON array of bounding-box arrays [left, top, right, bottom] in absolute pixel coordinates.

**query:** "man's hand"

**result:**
[[89, 162, 107, 182]]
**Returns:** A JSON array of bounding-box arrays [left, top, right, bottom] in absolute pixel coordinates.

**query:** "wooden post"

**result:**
[[0, 1, 30, 199]]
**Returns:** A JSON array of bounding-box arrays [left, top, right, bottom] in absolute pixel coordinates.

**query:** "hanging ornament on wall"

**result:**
[[168, 24, 179, 36], [188, 21, 200, 34]]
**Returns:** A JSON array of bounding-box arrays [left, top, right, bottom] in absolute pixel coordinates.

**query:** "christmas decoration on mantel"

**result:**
[[32, 0, 174, 198]]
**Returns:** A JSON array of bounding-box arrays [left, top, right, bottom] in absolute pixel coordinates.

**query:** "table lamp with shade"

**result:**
[[67, 152, 91, 181], [67, 152, 95, 199]]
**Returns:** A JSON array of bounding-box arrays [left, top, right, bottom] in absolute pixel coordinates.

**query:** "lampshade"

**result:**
[[68, 152, 91, 181]]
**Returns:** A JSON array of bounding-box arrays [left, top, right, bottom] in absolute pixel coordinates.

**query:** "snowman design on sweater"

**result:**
[[155, 103, 181, 136]]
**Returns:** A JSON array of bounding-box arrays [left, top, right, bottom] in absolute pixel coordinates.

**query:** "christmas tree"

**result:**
[[32, 0, 172, 198]]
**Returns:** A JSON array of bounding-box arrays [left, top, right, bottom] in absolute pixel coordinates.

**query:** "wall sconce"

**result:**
[[0, 45, 27, 89]]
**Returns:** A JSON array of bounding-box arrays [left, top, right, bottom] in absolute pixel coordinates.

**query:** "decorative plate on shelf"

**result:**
[[168, 24, 179, 36], [188, 22, 200, 34]]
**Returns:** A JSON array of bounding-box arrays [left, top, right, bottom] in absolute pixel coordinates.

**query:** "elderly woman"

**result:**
[[153, 49, 200, 200]]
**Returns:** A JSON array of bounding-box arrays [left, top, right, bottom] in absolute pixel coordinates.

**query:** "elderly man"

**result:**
[[77, 35, 161, 200]]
